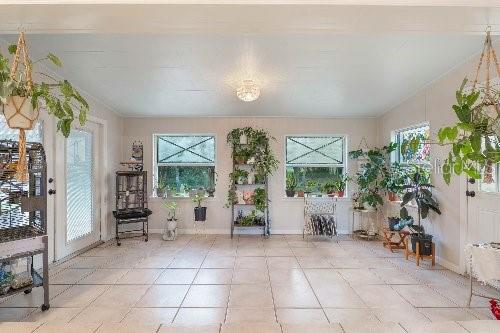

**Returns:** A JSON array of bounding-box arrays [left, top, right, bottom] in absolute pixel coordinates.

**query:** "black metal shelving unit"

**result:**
[[113, 171, 151, 246], [230, 156, 270, 238], [0, 140, 49, 311]]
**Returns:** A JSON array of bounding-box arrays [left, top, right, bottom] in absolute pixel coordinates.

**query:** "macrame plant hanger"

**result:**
[[471, 27, 500, 184], [6, 32, 39, 181]]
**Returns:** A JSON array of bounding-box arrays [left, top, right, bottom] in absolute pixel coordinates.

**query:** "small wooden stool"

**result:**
[[382, 228, 410, 252], [404, 237, 435, 266]]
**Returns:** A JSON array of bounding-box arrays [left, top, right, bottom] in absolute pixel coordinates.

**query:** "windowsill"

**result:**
[[282, 196, 351, 202], [150, 195, 217, 202]]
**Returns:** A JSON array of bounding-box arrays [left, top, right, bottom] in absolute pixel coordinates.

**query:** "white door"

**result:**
[[466, 171, 500, 246], [54, 121, 101, 260]]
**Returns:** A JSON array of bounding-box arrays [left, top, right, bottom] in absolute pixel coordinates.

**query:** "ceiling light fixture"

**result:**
[[236, 80, 260, 102]]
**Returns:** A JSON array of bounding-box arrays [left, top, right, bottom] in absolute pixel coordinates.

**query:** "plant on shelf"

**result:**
[[0, 32, 89, 180], [192, 192, 207, 222], [226, 127, 278, 232], [400, 166, 441, 255], [231, 169, 249, 185], [381, 163, 408, 201], [253, 188, 267, 212], [322, 181, 337, 196], [349, 143, 396, 209], [285, 171, 297, 197]]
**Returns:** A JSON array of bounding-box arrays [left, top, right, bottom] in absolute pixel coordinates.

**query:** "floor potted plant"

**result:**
[[193, 192, 207, 222], [285, 171, 297, 197], [400, 167, 441, 256], [162, 200, 179, 241]]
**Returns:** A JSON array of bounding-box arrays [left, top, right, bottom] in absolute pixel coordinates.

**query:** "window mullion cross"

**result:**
[[287, 137, 342, 164], [158, 136, 214, 163]]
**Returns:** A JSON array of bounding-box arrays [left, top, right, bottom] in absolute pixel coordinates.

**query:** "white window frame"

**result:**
[[391, 122, 431, 166], [152, 133, 217, 196], [284, 134, 348, 194]]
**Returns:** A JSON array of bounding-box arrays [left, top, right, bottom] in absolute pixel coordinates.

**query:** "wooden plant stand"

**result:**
[[382, 229, 410, 252], [405, 237, 435, 266]]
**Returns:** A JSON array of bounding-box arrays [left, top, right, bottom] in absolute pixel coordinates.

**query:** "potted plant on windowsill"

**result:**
[[285, 171, 297, 197], [193, 192, 207, 222], [156, 179, 167, 198], [323, 181, 336, 197], [400, 166, 441, 256], [335, 174, 351, 198], [382, 163, 408, 201], [304, 180, 317, 197], [296, 187, 305, 198]]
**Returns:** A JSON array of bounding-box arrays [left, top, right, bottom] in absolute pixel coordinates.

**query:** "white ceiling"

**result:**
[[0, 4, 499, 117]]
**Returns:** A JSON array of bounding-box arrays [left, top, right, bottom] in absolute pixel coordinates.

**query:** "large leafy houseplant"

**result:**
[[381, 162, 409, 201], [349, 143, 396, 209], [400, 167, 441, 255]]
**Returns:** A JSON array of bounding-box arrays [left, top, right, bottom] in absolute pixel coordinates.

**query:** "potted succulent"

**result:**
[[400, 167, 441, 255], [192, 192, 207, 222], [285, 171, 297, 197], [162, 200, 179, 241]]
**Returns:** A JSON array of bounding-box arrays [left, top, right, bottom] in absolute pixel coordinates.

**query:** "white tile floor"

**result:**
[[1, 234, 499, 333]]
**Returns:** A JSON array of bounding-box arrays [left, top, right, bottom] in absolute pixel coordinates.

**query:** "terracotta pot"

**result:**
[[297, 190, 305, 198], [234, 157, 246, 164], [2, 96, 39, 130], [337, 190, 344, 198], [388, 192, 398, 201]]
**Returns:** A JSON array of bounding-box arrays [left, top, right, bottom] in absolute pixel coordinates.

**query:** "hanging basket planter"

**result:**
[[2, 95, 39, 130]]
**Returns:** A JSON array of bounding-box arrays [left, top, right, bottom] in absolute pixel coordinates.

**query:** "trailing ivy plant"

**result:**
[[348, 143, 396, 208], [253, 188, 267, 212], [0, 42, 89, 137]]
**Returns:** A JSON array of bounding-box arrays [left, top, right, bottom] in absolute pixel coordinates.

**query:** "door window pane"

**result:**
[[66, 129, 94, 242]]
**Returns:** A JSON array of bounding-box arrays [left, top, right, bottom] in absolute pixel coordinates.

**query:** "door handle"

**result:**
[[48, 189, 56, 195], [466, 190, 475, 197]]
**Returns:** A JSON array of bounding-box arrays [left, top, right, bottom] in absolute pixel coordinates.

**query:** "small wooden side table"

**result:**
[[382, 229, 409, 252], [405, 237, 435, 266]]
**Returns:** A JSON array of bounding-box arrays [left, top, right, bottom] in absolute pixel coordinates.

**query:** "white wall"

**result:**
[[377, 45, 500, 272], [122, 117, 378, 235]]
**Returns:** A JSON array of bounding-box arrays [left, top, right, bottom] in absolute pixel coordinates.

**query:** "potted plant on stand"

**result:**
[[193, 192, 207, 222], [162, 201, 179, 241], [400, 167, 441, 256], [285, 171, 297, 197]]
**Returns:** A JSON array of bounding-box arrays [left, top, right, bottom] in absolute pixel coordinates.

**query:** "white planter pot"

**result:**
[[239, 134, 248, 145], [2, 96, 39, 130], [166, 219, 177, 230]]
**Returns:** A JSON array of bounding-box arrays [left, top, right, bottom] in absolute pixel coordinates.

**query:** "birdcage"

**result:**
[[0, 139, 49, 311]]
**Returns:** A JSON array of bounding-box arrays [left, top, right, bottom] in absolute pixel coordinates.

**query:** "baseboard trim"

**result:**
[[435, 255, 461, 274]]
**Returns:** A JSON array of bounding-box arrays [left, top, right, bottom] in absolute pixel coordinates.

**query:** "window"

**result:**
[[0, 116, 43, 143], [393, 124, 430, 165], [480, 136, 499, 193], [154, 134, 216, 196], [285, 135, 346, 194]]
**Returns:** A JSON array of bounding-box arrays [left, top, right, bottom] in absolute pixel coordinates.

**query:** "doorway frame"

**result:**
[[52, 115, 109, 261]]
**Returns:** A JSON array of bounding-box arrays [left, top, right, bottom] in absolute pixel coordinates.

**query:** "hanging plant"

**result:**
[[402, 30, 500, 185], [0, 32, 89, 180]]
